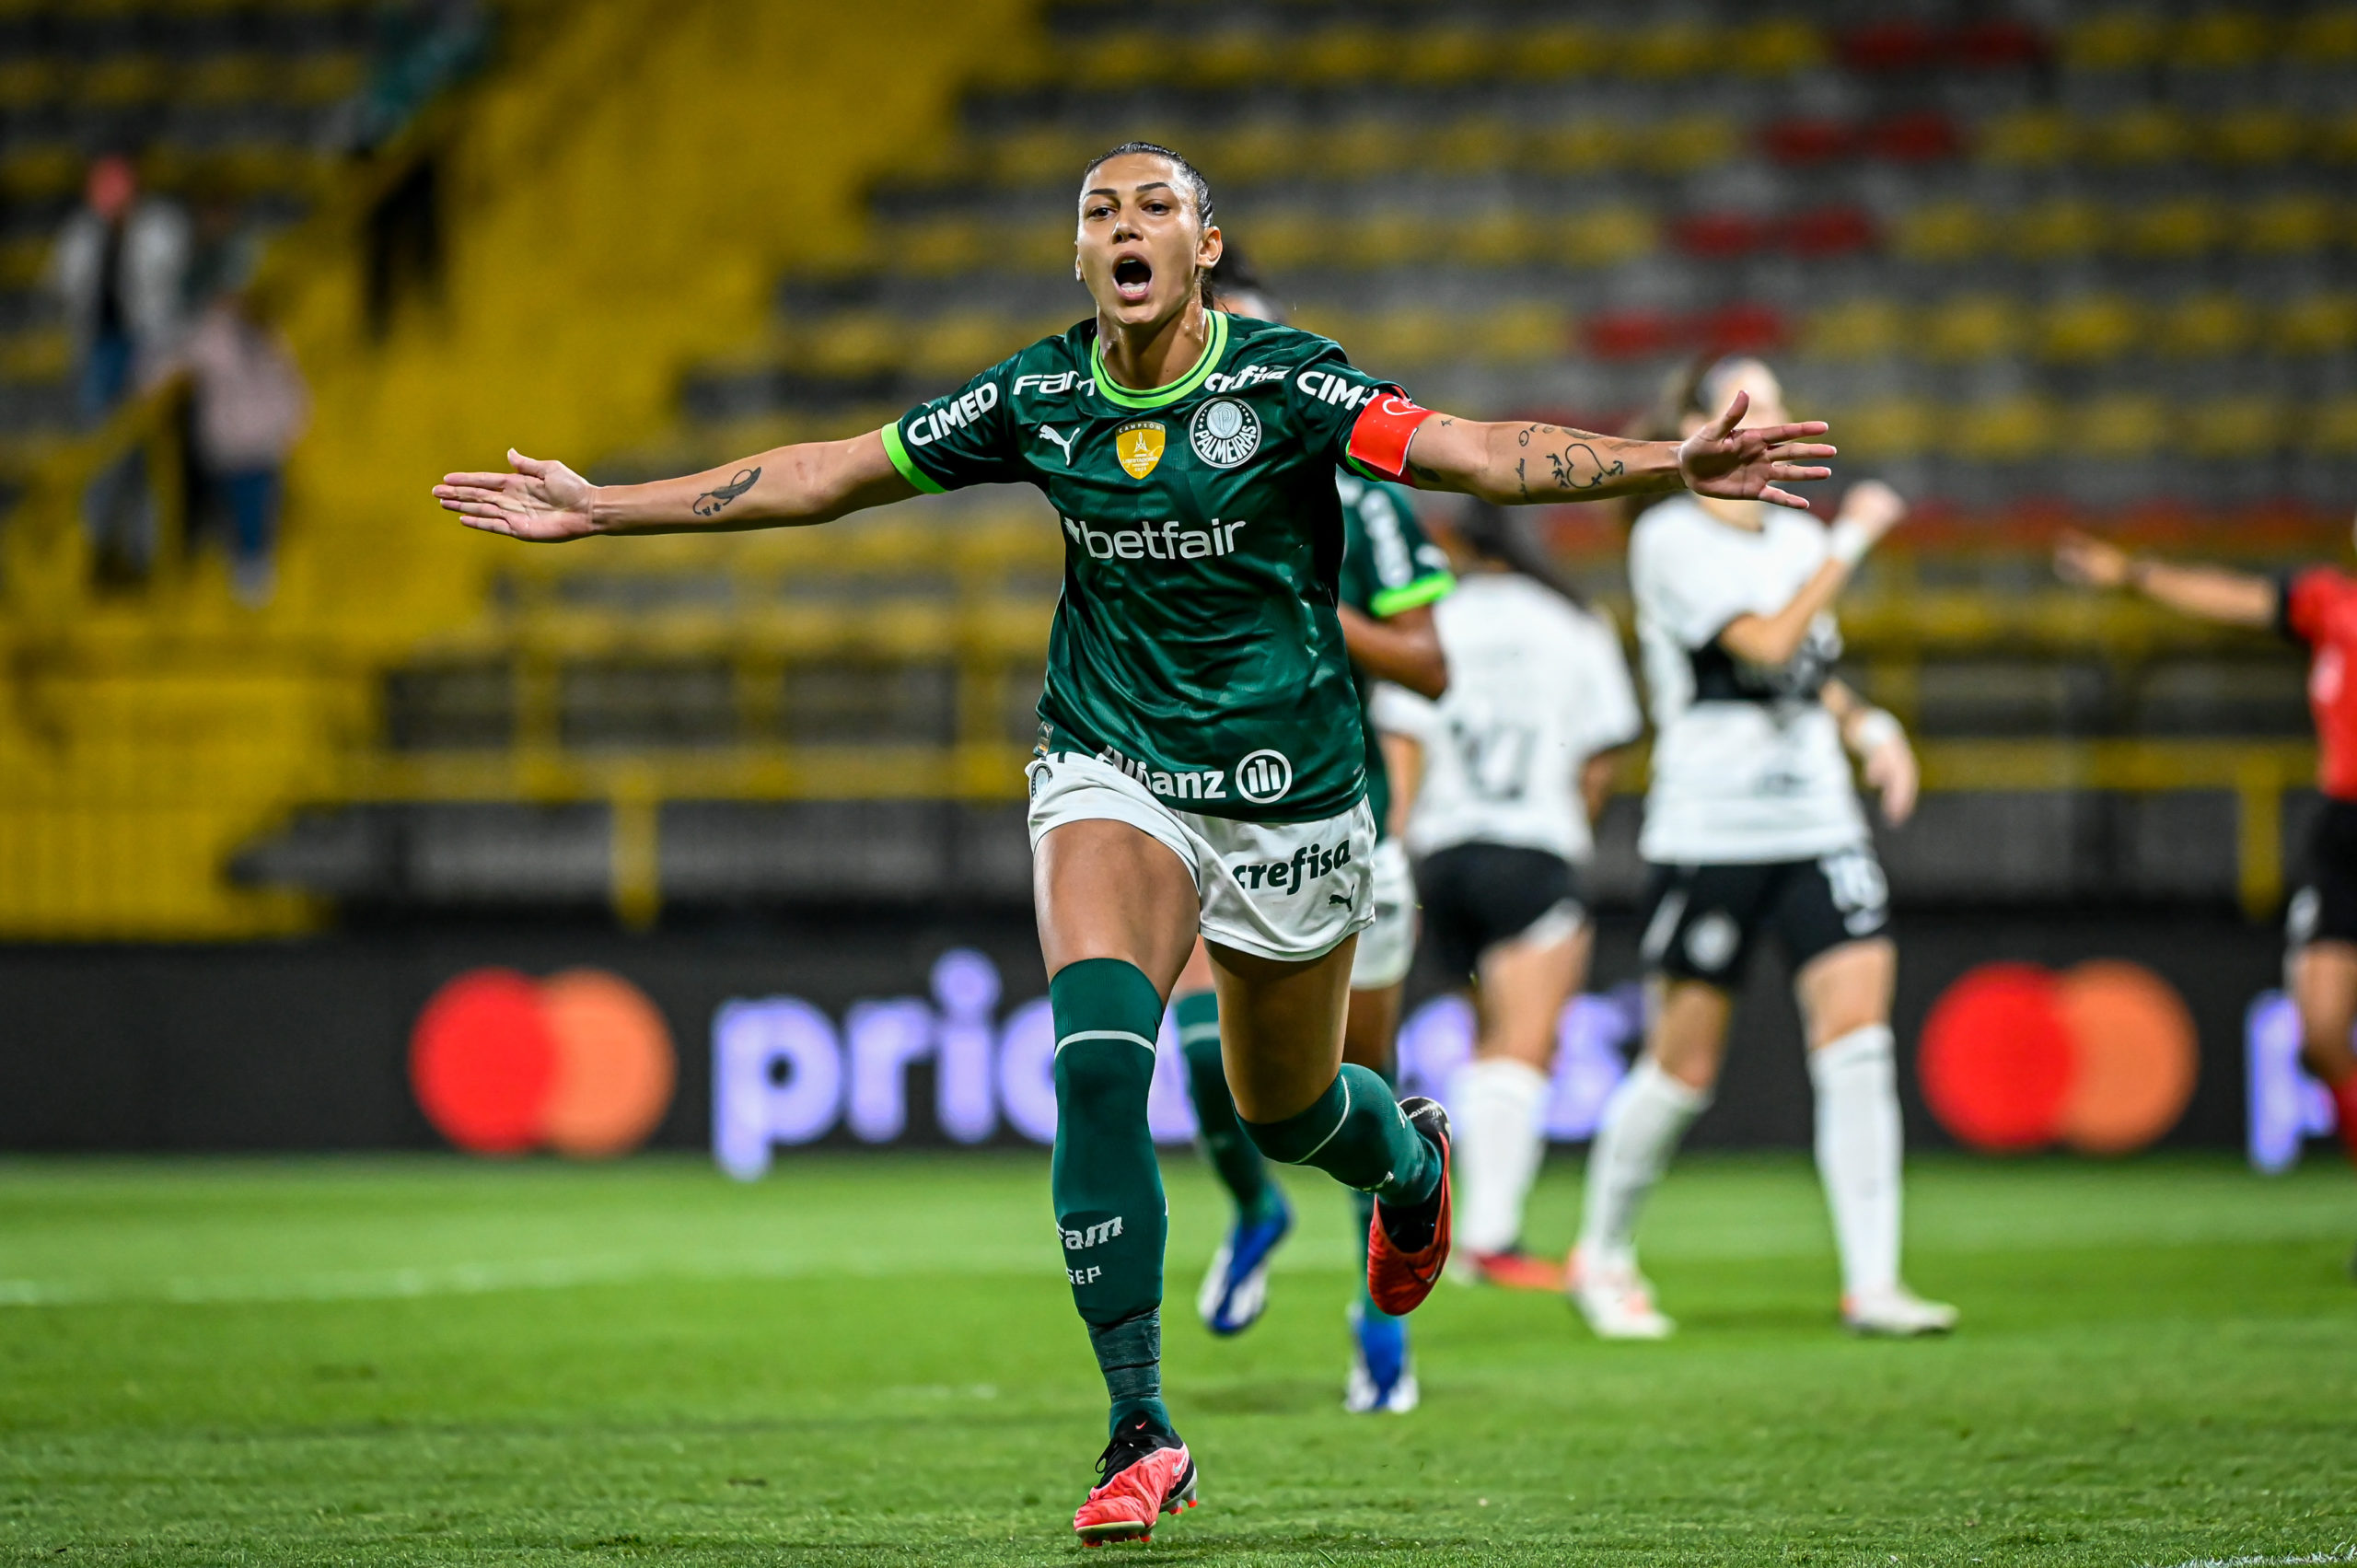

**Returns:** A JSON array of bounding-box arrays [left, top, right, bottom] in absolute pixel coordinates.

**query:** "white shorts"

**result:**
[[1350, 837, 1417, 991], [1027, 751, 1376, 963]]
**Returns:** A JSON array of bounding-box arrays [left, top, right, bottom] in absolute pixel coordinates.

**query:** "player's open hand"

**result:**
[[2053, 528, 2130, 589], [434, 450, 599, 541], [1678, 390, 1835, 511]]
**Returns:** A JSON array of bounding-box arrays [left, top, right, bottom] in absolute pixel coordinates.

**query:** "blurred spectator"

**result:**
[[49, 156, 190, 424], [178, 286, 309, 607]]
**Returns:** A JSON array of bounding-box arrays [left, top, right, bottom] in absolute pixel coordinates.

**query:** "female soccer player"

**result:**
[[1568, 355, 1954, 1341], [2055, 525, 2357, 1180], [435, 145, 1837, 1543], [1375, 501, 1642, 1291], [1176, 252, 1456, 1417]]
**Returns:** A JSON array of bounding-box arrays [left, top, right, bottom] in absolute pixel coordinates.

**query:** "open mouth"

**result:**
[[1112, 254, 1153, 303]]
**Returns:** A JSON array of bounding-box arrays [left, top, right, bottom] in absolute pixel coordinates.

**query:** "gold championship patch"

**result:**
[[1114, 420, 1166, 480]]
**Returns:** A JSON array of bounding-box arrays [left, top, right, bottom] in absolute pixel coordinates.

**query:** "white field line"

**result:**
[[2145, 1548, 2357, 1568], [0, 1247, 1054, 1308]]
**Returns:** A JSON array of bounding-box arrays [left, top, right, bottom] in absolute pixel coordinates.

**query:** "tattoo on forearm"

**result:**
[[691, 467, 761, 517], [1508, 424, 1623, 496]]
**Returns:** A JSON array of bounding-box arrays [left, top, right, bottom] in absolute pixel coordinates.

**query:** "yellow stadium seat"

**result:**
[[993, 128, 1091, 190], [2291, 7, 2357, 63], [0, 59, 59, 109], [2178, 396, 2283, 459], [1804, 298, 1907, 360], [2039, 296, 2142, 364], [1524, 118, 1626, 173], [0, 145, 82, 203], [2308, 396, 2357, 456], [1638, 115, 1737, 176], [0, 328, 68, 382], [1920, 295, 2027, 362], [0, 234, 49, 290], [1552, 205, 1656, 269], [1509, 23, 1606, 78], [1237, 212, 1322, 273], [2083, 107, 2188, 166], [894, 219, 987, 277], [1392, 26, 1500, 85], [1291, 306, 1361, 351], [1731, 18, 1828, 75], [1829, 400, 1933, 461], [1469, 303, 1572, 366], [1978, 109, 2070, 168], [999, 221, 1075, 274], [1318, 118, 1415, 180], [278, 52, 364, 106], [1287, 25, 1386, 86], [1353, 310, 1457, 371], [2008, 198, 2107, 261], [1958, 397, 2057, 461], [2316, 110, 2357, 165], [1342, 208, 1438, 271], [1185, 28, 1280, 89], [2207, 108, 2303, 165], [76, 55, 170, 107], [1624, 21, 1713, 78], [2169, 10, 2271, 70], [1427, 115, 1514, 175], [2155, 293, 2254, 357], [2273, 295, 2357, 355], [180, 53, 268, 105], [2240, 193, 2340, 255], [2119, 198, 2223, 259], [2074, 393, 2168, 459], [2063, 10, 2165, 70], [1203, 121, 1301, 187], [1891, 202, 1990, 263], [1448, 208, 1543, 268], [794, 313, 905, 379], [1060, 33, 1159, 89], [904, 314, 1020, 381]]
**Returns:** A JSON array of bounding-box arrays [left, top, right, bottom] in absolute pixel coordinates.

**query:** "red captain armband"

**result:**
[[1344, 393, 1438, 484]]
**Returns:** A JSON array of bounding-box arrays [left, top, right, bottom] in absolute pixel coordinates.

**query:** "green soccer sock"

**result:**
[[1050, 958, 1172, 1436], [1173, 990, 1283, 1225], [1350, 1060, 1401, 1322], [1240, 1063, 1438, 1209]]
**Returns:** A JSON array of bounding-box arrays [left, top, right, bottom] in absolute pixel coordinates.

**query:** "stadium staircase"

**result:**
[[6, 0, 2354, 937]]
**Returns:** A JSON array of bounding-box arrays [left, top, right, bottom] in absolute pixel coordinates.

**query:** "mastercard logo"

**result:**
[[1918, 960, 2197, 1155], [411, 968, 676, 1157]]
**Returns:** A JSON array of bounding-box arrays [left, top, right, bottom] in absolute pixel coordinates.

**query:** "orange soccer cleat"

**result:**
[[1366, 1097, 1454, 1317], [1073, 1414, 1198, 1546], [1463, 1247, 1567, 1292]]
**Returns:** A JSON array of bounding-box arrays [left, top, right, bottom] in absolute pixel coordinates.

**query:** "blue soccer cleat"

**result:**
[[1195, 1198, 1292, 1336], [1343, 1302, 1418, 1414]]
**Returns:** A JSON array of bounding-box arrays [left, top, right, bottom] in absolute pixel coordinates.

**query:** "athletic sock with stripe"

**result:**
[[1172, 990, 1283, 1224], [1240, 1063, 1439, 1214], [1351, 1060, 1401, 1322], [1050, 958, 1172, 1435]]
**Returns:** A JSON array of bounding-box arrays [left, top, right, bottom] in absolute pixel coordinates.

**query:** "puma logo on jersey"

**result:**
[[1036, 424, 1075, 465], [1062, 517, 1249, 563], [1061, 1216, 1124, 1250]]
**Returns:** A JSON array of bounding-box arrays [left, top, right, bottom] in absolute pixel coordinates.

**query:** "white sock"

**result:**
[[1455, 1057, 1551, 1255], [1577, 1058, 1709, 1264], [1809, 1024, 1902, 1300]]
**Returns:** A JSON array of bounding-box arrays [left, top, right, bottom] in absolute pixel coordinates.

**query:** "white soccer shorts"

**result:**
[[1349, 836, 1417, 991], [1027, 750, 1376, 964]]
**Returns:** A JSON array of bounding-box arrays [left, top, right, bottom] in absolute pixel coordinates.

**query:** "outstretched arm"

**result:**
[[1397, 390, 1834, 511], [2053, 529, 2277, 626], [434, 428, 916, 541]]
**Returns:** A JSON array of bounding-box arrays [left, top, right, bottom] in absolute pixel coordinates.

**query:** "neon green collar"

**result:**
[[1090, 310, 1228, 411]]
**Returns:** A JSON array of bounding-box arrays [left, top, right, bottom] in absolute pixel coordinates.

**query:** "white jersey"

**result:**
[[1630, 496, 1868, 865], [1376, 574, 1643, 864]]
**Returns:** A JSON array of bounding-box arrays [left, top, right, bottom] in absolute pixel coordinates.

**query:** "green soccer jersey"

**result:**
[[1334, 471, 1454, 840], [882, 311, 1410, 823]]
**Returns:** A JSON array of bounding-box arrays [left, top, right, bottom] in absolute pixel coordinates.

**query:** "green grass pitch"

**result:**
[[1, 1151, 2351, 1565]]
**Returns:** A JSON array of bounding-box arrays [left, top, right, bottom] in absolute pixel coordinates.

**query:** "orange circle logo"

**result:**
[[411, 968, 675, 1157], [1920, 960, 2196, 1155]]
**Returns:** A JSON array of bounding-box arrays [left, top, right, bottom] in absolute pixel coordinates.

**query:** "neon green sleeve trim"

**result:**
[[1369, 572, 1454, 618], [879, 422, 946, 495]]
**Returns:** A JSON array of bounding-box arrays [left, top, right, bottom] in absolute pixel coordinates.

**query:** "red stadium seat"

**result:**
[[1784, 205, 1878, 258], [1672, 211, 1770, 260]]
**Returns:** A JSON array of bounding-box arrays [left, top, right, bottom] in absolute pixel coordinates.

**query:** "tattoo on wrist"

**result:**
[[691, 466, 761, 517]]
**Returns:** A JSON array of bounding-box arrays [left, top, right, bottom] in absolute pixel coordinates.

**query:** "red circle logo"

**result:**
[[410, 969, 675, 1156], [1919, 960, 2196, 1155]]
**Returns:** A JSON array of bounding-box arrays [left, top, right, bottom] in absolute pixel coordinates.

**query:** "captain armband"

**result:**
[[1344, 394, 1439, 484], [1845, 707, 1906, 757]]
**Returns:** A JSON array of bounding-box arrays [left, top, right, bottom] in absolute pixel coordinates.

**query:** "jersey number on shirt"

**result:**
[[1449, 718, 1538, 803]]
